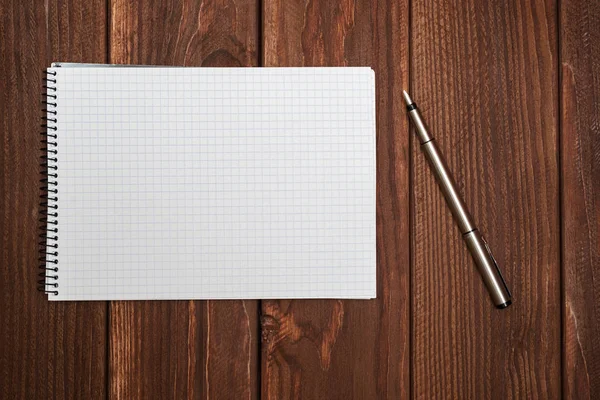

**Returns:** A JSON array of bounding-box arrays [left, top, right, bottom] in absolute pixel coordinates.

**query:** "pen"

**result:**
[[403, 90, 512, 309]]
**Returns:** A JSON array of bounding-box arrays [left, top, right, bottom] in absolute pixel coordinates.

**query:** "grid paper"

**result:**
[[49, 67, 376, 300]]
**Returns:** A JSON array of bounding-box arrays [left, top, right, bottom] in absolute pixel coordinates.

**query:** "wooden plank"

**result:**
[[561, 0, 600, 397], [261, 0, 410, 398], [108, 1, 259, 398], [411, 0, 561, 398], [0, 0, 108, 398]]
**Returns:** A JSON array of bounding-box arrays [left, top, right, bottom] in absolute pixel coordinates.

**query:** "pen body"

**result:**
[[409, 109, 475, 233], [406, 102, 512, 308], [420, 140, 475, 234]]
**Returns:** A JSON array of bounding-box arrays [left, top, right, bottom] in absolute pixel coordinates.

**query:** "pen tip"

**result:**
[[402, 90, 413, 105]]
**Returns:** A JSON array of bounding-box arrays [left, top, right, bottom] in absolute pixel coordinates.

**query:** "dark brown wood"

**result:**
[[110, 300, 258, 399], [108, 1, 259, 398], [260, 0, 410, 398], [5, 0, 600, 398], [0, 0, 108, 399], [411, 0, 561, 398], [561, 0, 600, 398]]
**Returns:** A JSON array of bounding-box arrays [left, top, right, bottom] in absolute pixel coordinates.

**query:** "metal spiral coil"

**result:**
[[39, 69, 59, 295]]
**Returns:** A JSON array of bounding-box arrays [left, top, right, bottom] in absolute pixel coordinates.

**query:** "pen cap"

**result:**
[[464, 230, 512, 308]]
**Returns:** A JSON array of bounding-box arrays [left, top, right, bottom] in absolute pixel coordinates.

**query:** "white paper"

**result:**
[[48, 67, 376, 300]]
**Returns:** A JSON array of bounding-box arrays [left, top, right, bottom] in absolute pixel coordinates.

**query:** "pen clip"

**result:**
[[480, 235, 511, 297]]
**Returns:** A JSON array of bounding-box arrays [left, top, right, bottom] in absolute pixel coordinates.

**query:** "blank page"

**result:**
[[49, 67, 376, 300]]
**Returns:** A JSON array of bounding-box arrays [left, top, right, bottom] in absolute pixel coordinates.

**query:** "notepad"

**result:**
[[40, 65, 376, 300]]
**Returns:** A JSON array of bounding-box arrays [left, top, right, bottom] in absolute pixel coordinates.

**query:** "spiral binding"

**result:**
[[39, 69, 59, 295]]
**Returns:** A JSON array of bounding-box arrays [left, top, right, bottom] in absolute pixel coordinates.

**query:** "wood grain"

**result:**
[[261, 0, 410, 398], [109, 1, 259, 398], [561, 0, 600, 398], [4, 0, 600, 398], [0, 0, 108, 399], [411, 0, 561, 398]]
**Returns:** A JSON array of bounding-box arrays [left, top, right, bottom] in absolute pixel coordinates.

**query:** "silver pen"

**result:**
[[403, 90, 512, 309]]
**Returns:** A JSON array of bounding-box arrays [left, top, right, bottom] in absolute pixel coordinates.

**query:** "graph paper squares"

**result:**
[[50, 66, 376, 300]]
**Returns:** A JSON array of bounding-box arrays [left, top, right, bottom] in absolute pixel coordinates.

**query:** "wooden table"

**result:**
[[1, 0, 598, 398]]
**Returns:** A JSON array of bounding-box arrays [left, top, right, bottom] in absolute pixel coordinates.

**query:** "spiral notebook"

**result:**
[[40, 64, 376, 301]]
